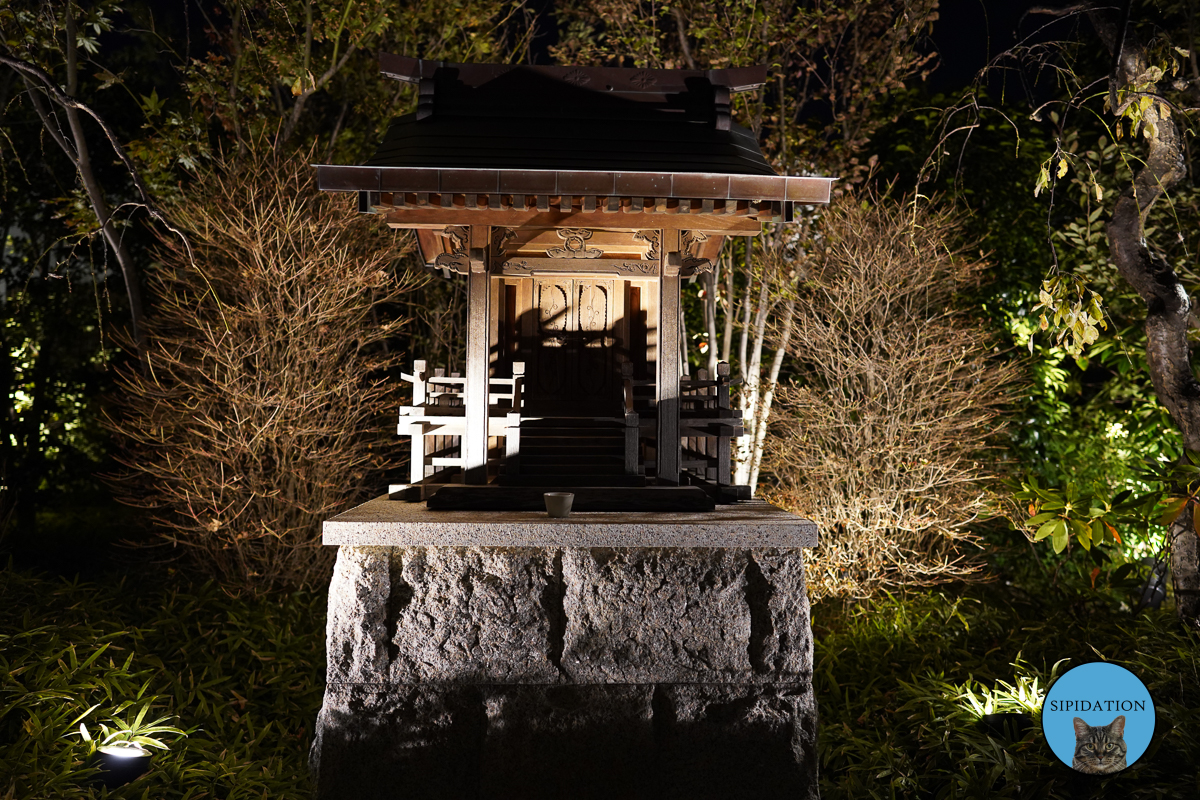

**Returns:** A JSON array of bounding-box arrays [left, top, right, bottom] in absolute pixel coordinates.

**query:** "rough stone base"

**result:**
[[311, 545, 818, 799]]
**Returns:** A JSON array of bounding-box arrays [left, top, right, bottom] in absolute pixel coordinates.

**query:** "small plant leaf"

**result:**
[[1052, 521, 1069, 553], [1034, 519, 1058, 541]]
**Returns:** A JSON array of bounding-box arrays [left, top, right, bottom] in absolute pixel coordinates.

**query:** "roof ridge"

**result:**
[[379, 53, 768, 93]]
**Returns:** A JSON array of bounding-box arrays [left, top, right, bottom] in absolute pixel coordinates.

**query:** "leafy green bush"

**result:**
[[816, 585, 1200, 798], [0, 566, 325, 799]]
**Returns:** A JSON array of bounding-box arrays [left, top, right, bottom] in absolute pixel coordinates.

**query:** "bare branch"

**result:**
[[764, 198, 1018, 600]]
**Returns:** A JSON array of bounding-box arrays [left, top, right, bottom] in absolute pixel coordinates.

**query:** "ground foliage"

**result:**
[[0, 564, 324, 799], [4, 556, 1198, 798], [815, 574, 1200, 798]]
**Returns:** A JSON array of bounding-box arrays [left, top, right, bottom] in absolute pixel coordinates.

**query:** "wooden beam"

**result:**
[[382, 207, 763, 235]]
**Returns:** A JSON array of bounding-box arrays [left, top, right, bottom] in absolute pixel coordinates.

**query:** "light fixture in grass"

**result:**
[[77, 700, 187, 788]]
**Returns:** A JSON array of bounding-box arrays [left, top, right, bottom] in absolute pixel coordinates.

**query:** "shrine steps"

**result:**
[[512, 418, 631, 479]]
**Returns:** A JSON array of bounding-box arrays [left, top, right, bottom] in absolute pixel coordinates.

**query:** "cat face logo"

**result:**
[[1042, 662, 1155, 774], [1072, 715, 1127, 774]]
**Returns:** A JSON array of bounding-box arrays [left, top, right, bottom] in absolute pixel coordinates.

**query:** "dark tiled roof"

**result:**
[[364, 59, 777, 176], [316, 56, 835, 208]]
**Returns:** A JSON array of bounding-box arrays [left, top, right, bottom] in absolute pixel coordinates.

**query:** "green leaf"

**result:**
[[1112, 563, 1137, 582], [1026, 512, 1060, 526], [132, 702, 149, 731], [1052, 522, 1069, 553], [1034, 166, 1050, 197], [1034, 519, 1059, 541], [1072, 518, 1091, 550], [79, 643, 111, 670]]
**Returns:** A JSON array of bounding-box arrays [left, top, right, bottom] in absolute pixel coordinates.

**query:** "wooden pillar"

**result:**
[[409, 360, 428, 484], [657, 231, 681, 484], [463, 227, 490, 484]]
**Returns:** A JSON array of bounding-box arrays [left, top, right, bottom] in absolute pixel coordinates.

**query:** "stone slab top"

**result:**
[[323, 495, 818, 548]]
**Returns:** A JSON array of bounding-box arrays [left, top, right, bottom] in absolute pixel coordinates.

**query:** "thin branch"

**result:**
[[0, 54, 193, 261], [672, 8, 696, 70]]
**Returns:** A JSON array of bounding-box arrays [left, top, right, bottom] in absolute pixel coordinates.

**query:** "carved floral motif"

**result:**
[[633, 229, 661, 260], [630, 70, 657, 89], [622, 262, 657, 275], [439, 225, 469, 253], [680, 229, 713, 274], [490, 227, 515, 259], [547, 228, 603, 259], [563, 69, 590, 86], [433, 225, 471, 272]]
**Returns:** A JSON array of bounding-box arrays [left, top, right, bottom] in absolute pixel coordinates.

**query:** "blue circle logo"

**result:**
[[1041, 662, 1155, 773]]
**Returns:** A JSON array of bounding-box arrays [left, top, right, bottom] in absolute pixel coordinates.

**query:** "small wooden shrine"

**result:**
[[310, 55, 831, 800], [317, 54, 832, 502]]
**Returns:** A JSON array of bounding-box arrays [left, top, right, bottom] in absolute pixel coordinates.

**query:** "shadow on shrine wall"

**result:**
[[488, 285, 653, 418]]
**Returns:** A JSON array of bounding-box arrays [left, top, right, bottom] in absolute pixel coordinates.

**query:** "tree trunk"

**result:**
[[3, 7, 149, 359], [1090, 8, 1200, 627], [735, 278, 773, 487], [720, 251, 735, 364], [748, 296, 795, 489], [704, 266, 719, 377]]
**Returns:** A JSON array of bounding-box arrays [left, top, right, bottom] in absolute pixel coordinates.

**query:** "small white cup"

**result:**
[[544, 492, 574, 518]]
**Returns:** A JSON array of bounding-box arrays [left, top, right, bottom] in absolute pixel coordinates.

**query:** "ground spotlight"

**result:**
[[95, 743, 152, 788]]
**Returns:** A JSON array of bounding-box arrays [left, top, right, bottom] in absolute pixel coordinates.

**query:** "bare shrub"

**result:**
[[108, 145, 420, 593], [762, 197, 1021, 600]]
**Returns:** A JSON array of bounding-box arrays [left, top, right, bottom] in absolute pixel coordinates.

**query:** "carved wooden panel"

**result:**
[[499, 259, 657, 277], [500, 228, 658, 260], [576, 282, 610, 397], [535, 280, 571, 398]]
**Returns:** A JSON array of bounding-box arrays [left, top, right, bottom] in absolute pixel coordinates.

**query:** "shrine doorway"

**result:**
[[493, 275, 652, 418], [528, 276, 617, 416]]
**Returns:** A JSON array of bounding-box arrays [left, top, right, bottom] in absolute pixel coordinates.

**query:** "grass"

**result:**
[[814, 581, 1200, 798], [0, 566, 324, 798], [2, 551, 1198, 798]]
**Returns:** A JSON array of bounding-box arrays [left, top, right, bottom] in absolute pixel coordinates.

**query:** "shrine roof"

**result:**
[[316, 55, 833, 209]]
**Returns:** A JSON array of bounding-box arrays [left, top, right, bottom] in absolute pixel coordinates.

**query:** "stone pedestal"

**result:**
[[310, 498, 819, 799]]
